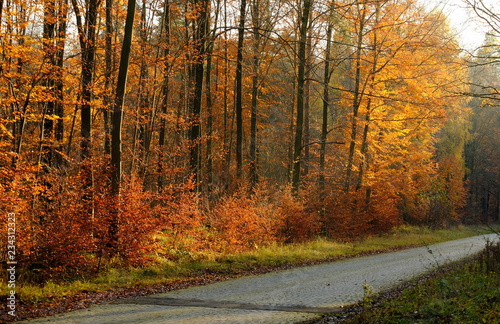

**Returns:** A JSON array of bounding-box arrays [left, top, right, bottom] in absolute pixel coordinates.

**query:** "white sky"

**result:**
[[428, 0, 496, 50]]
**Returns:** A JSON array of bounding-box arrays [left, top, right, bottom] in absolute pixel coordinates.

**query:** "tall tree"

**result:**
[[157, 0, 171, 190], [249, 0, 261, 187], [111, 0, 136, 195], [103, 0, 114, 156], [344, 0, 367, 193], [291, 0, 313, 193], [188, 0, 210, 187], [40, 0, 58, 167], [319, 1, 335, 194], [71, 0, 98, 161], [235, 0, 247, 180], [108, 0, 136, 253]]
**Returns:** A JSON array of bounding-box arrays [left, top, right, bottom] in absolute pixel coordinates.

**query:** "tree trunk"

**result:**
[[41, 0, 57, 167], [158, 0, 171, 190], [235, 0, 247, 180], [205, 50, 214, 193], [103, 0, 114, 156], [54, 0, 68, 166], [319, 9, 333, 194], [303, 29, 312, 177], [77, 0, 98, 161], [188, 0, 209, 188], [249, 0, 261, 188], [109, 0, 135, 254], [345, 3, 366, 193], [291, 0, 312, 193], [111, 0, 136, 195]]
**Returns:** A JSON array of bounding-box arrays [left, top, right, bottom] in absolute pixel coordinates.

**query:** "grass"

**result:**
[[342, 237, 500, 323], [5, 224, 496, 304]]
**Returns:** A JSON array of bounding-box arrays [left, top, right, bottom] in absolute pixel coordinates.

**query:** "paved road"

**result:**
[[21, 234, 498, 324]]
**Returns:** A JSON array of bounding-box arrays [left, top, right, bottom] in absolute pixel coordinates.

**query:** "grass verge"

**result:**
[[331, 237, 500, 323]]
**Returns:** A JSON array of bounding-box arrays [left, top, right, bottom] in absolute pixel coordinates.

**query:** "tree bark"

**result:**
[[41, 0, 57, 167], [54, 0, 68, 166], [291, 0, 312, 193], [235, 0, 247, 180], [158, 0, 171, 190], [111, 0, 136, 195], [188, 0, 210, 188], [103, 0, 114, 156], [345, 2, 366, 193], [249, 0, 261, 188], [320, 6, 334, 193]]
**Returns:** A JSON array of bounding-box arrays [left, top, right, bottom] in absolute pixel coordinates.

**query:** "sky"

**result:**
[[430, 0, 495, 50]]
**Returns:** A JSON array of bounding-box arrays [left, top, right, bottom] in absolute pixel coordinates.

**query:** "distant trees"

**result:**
[[466, 35, 500, 222], [463, 0, 500, 222]]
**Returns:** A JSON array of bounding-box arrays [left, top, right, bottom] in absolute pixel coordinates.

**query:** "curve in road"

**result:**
[[20, 234, 498, 324]]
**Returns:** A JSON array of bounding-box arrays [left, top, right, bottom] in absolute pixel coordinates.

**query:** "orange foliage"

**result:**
[[0, 159, 162, 280], [315, 188, 401, 240], [154, 180, 209, 256], [208, 187, 281, 252], [277, 189, 320, 243]]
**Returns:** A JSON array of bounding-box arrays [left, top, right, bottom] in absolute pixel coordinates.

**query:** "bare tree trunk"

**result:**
[[157, 0, 171, 190], [109, 0, 136, 254], [319, 7, 333, 194], [41, 0, 57, 167], [54, 0, 68, 166], [303, 29, 312, 177], [222, 0, 231, 190], [71, 0, 98, 161], [249, 0, 261, 188], [205, 50, 214, 193], [103, 0, 114, 156], [235, 0, 247, 180], [188, 0, 210, 188], [345, 3, 366, 193], [291, 0, 312, 193], [111, 0, 136, 195]]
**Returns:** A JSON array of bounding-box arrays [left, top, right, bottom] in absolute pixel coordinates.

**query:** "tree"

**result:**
[[157, 0, 171, 190], [71, 0, 98, 161], [319, 1, 335, 194], [291, 0, 313, 193], [188, 0, 210, 187], [466, 34, 500, 222], [41, 0, 67, 168], [235, 0, 247, 180], [111, 0, 136, 195]]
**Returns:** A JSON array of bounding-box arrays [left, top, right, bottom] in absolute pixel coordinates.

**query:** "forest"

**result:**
[[1, 0, 499, 281]]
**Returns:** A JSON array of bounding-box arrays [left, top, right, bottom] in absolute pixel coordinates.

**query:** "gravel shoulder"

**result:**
[[18, 234, 498, 324]]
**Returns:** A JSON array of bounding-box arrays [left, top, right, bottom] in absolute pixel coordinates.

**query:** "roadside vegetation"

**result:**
[[324, 232, 500, 323]]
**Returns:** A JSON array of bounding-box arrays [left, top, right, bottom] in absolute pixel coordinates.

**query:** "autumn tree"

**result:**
[[291, 0, 313, 193], [41, 0, 68, 167]]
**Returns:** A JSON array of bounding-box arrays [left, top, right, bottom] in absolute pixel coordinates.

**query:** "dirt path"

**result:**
[[19, 234, 497, 324]]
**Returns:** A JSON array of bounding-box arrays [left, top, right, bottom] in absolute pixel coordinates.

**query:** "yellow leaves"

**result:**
[[0, 123, 14, 139]]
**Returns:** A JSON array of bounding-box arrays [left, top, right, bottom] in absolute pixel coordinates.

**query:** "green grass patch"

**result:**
[[4, 224, 496, 304]]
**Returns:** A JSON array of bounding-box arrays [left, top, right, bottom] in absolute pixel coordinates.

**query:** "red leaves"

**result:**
[[208, 188, 281, 252]]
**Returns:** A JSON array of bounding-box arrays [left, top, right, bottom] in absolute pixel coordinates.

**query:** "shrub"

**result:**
[[208, 187, 281, 252]]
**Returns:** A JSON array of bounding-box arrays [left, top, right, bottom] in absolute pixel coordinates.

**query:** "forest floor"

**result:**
[[2, 226, 497, 323]]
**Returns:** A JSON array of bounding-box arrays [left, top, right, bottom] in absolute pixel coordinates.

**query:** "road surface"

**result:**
[[20, 234, 497, 324]]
